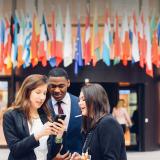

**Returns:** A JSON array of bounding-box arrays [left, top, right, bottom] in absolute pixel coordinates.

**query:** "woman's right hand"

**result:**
[[53, 119, 66, 138], [34, 121, 58, 141]]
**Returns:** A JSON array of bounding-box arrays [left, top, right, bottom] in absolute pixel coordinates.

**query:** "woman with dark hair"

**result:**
[[71, 83, 127, 160], [3, 74, 65, 160]]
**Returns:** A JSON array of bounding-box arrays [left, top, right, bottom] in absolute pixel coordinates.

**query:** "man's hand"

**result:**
[[53, 151, 71, 160], [70, 152, 81, 160]]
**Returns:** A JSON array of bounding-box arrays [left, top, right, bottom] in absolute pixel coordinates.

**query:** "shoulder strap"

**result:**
[[82, 131, 93, 153]]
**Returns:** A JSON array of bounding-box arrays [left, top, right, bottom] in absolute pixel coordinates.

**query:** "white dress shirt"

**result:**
[[51, 92, 71, 131], [28, 118, 48, 160]]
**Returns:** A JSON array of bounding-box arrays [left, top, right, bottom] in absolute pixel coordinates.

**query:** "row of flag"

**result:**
[[0, 5, 160, 77]]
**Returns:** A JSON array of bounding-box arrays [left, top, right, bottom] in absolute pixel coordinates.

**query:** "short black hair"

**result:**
[[48, 67, 69, 80]]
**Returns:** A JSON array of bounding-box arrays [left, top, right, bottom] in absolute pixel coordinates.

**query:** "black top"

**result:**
[[3, 108, 61, 160], [83, 114, 127, 160]]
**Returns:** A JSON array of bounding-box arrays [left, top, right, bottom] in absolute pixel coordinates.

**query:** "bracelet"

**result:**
[[55, 137, 63, 144]]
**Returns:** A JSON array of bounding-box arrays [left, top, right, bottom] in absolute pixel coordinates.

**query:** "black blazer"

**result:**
[[84, 114, 127, 160], [3, 108, 61, 160]]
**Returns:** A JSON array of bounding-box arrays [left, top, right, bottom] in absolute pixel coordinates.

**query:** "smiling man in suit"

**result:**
[[48, 67, 83, 160]]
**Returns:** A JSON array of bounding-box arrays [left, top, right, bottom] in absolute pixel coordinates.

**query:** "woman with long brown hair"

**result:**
[[3, 74, 65, 160], [71, 83, 127, 160]]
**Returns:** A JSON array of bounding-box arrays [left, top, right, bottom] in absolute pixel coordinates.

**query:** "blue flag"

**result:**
[[74, 22, 83, 75]]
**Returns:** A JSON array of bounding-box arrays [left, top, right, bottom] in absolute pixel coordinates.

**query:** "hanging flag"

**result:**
[[63, 4, 72, 67], [84, 2, 91, 65], [30, 14, 39, 67], [49, 8, 56, 67], [4, 16, 12, 72], [138, 12, 146, 68], [102, 8, 110, 66], [145, 17, 153, 77], [0, 19, 5, 72], [121, 14, 131, 66], [129, 12, 139, 63], [22, 15, 32, 68], [151, 31, 159, 67], [55, 5, 63, 66], [158, 20, 160, 45], [38, 14, 49, 67], [150, 15, 156, 41], [113, 15, 121, 65], [74, 21, 83, 75], [3, 17, 12, 74], [11, 14, 19, 68], [17, 12, 25, 68], [92, 3, 101, 66], [150, 16, 159, 67]]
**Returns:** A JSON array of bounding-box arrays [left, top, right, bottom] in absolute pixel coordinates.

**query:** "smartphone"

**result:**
[[54, 114, 66, 123]]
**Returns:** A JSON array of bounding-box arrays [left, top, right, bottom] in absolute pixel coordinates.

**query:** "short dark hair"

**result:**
[[48, 67, 69, 80]]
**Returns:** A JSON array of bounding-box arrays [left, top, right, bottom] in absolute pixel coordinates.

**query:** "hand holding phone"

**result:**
[[53, 114, 66, 137], [54, 114, 66, 123]]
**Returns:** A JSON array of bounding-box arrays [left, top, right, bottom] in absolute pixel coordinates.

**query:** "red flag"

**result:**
[[31, 14, 39, 67], [152, 31, 159, 67], [3, 17, 12, 74], [121, 15, 131, 66]]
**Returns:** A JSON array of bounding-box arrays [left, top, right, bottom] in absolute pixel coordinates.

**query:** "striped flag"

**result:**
[[84, 2, 91, 65], [150, 16, 159, 67], [30, 14, 40, 67], [121, 14, 131, 66], [55, 6, 63, 66], [63, 4, 72, 67], [38, 14, 49, 67], [113, 15, 121, 65], [49, 8, 56, 67], [92, 4, 101, 66], [17, 13, 25, 68], [129, 12, 139, 63], [145, 17, 153, 77], [22, 15, 32, 68], [4, 17, 12, 72], [11, 15, 19, 68], [102, 8, 111, 66], [138, 12, 146, 68]]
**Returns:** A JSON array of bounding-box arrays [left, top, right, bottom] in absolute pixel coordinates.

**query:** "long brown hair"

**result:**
[[81, 83, 110, 133], [11, 74, 51, 121]]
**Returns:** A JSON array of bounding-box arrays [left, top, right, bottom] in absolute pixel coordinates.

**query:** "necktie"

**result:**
[[57, 101, 64, 114]]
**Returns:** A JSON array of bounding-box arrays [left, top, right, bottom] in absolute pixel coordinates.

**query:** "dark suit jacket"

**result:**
[[48, 93, 83, 154], [3, 108, 61, 160], [84, 114, 127, 160]]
